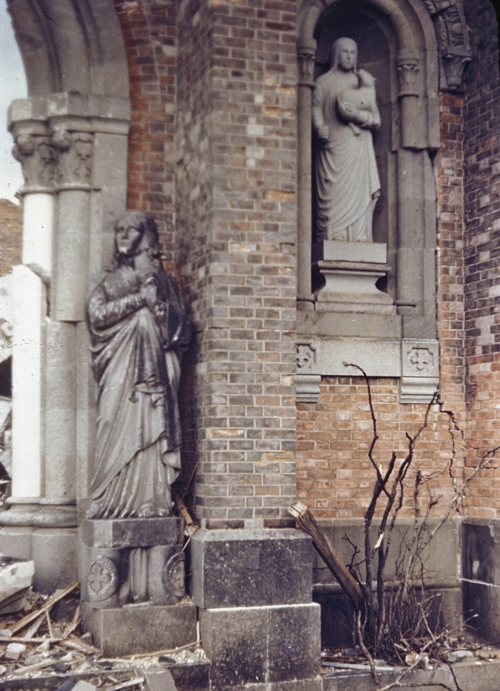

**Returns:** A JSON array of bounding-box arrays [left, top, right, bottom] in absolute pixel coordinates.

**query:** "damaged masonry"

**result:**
[[0, 0, 500, 690]]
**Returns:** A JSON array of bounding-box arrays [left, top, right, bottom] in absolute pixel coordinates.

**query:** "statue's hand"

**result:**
[[140, 275, 158, 310], [317, 125, 330, 141]]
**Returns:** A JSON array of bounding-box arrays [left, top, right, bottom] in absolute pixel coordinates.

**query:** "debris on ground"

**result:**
[[0, 582, 208, 690], [0, 556, 34, 615]]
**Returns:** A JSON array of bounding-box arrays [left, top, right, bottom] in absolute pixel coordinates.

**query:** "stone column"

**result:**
[[0, 95, 130, 592], [296, 45, 316, 302]]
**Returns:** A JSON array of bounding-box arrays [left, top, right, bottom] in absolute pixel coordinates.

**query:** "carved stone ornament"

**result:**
[[406, 347, 434, 374], [163, 552, 186, 598], [12, 132, 56, 190], [52, 128, 94, 187], [88, 556, 119, 601], [423, 0, 471, 92], [397, 53, 420, 97], [298, 47, 316, 86], [297, 343, 316, 371]]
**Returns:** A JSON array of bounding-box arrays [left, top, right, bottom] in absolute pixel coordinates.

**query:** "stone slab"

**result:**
[[462, 519, 500, 640], [313, 241, 387, 264], [81, 517, 183, 548], [200, 603, 320, 687], [143, 666, 177, 691], [191, 528, 313, 608], [219, 679, 323, 691], [322, 659, 500, 691], [82, 601, 197, 656]]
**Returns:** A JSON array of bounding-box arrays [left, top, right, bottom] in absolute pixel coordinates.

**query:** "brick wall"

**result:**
[[176, 0, 298, 526], [462, 0, 500, 516], [0, 199, 22, 277], [114, 0, 177, 267], [112, 0, 500, 522]]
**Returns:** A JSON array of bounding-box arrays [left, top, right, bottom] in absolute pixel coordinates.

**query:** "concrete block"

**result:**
[[82, 517, 183, 549], [143, 666, 177, 691], [200, 603, 320, 688], [191, 528, 313, 608], [83, 601, 197, 656]]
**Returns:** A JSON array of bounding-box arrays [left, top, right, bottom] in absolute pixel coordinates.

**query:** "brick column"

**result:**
[[176, 0, 298, 527]]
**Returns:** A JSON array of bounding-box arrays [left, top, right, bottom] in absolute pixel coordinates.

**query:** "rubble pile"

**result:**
[[0, 579, 207, 691]]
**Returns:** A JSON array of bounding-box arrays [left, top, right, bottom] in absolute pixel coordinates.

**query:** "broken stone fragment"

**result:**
[[0, 555, 34, 614], [144, 666, 178, 691], [4, 642, 26, 660]]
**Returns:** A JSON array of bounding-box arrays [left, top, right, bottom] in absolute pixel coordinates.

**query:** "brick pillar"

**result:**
[[176, 0, 298, 528]]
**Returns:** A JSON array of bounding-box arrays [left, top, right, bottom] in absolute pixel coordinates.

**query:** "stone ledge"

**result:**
[[323, 659, 500, 691]]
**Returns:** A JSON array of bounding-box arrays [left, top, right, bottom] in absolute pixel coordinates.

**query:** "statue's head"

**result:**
[[114, 210, 159, 257], [330, 37, 357, 73]]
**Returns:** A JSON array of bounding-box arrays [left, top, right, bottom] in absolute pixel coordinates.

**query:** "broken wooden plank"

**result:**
[[289, 501, 365, 613], [10, 581, 79, 635]]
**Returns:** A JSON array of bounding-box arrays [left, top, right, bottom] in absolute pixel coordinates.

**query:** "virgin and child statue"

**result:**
[[313, 37, 381, 243], [86, 211, 191, 519]]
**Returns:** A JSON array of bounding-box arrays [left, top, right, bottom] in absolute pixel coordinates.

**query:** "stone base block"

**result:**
[[200, 603, 320, 688], [82, 600, 197, 656], [191, 528, 313, 609], [80, 517, 185, 607]]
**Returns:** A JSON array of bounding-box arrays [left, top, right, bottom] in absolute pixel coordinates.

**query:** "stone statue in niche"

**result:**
[[313, 37, 381, 242], [86, 211, 191, 519]]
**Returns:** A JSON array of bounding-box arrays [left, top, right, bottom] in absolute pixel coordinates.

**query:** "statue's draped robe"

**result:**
[[313, 69, 381, 242], [86, 261, 191, 518]]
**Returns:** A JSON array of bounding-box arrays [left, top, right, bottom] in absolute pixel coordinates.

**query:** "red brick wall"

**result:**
[[462, 0, 500, 516], [114, 0, 177, 267], [176, 0, 299, 526]]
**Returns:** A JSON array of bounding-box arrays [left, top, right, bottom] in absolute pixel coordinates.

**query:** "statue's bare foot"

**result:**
[[86, 502, 102, 519], [138, 504, 155, 518], [156, 508, 171, 517]]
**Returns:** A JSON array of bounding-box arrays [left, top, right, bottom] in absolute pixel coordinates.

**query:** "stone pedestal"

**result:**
[[313, 241, 395, 314], [191, 528, 322, 691], [81, 517, 197, 655]]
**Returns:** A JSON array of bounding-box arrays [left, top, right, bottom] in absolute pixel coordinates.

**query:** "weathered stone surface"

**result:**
[[81, 517, 183, 549], [463, 519, 500, 641], [143, 666, 177, 691], [191, 529, 313, 608], [200, 603, 320, 688], [82, 601, 197, 656]]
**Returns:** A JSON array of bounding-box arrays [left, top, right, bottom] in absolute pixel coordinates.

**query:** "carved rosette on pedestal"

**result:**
[[81, 517, 196, 655]]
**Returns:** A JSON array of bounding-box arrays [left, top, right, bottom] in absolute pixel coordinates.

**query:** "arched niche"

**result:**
[[296, 0, 441, 404], [0, 0, 131, 591]]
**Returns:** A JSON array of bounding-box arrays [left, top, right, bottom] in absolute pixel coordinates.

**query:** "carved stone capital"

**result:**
[[297, 342, 316, 371], [442, 49, 472, 92], [52, 128, 94, 188], [397, 54, 420, 97], [297, 47, 316, 87], [424, 0, 471, 92], [12, 131, 56, 192]]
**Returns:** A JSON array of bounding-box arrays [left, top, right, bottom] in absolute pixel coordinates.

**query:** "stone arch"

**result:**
[[0, 0, 130, 591], [7, 0, 128, 98]]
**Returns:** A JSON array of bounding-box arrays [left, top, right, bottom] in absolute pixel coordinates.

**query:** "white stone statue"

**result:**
[[313, 38, 381, 242]]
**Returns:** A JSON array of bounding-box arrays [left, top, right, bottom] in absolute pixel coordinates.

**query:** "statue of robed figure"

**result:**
[[313, 37, 381, 242], [86, 211, 191, 519]]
